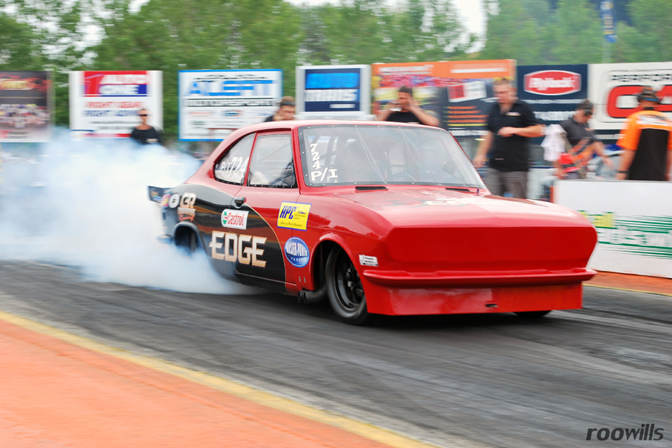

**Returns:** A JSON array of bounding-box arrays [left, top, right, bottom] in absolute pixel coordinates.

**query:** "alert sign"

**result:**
[[69, 70, 163, 138], [588, 62, 672, 142]]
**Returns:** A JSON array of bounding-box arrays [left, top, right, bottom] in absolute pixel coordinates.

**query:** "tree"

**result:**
[[613, 0, 672, 62]]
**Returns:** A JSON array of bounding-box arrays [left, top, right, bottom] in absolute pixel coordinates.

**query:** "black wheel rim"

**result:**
[[334, 251, 365, 312]]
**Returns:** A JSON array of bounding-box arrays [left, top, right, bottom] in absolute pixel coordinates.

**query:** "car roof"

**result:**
[[237, 119, 438, 132]]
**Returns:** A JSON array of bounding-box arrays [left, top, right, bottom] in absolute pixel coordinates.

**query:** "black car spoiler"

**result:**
[[148, 186, 166, 203]]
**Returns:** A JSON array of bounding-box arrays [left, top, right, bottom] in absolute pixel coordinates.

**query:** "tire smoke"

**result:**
[[0, 131, 255, 295]]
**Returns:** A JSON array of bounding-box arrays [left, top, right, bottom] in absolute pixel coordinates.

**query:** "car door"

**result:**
[[224, 131, 300, 293]]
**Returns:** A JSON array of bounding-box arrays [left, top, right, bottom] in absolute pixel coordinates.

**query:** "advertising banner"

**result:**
[[555, 180, 672, 278], [517, 65, 588, 128], [0, 71, 52, 142], [178, 69, 282, 141], [372, 60, 515, 137], [588, 62, 672, 142], [69, 70, 162, 138], [295, 65, 371, 120]]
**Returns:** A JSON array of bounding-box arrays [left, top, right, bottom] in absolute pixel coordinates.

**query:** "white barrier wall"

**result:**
[[555, 180, 672, 278]]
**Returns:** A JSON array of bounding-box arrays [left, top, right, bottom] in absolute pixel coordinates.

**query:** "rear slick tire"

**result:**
[[325, 247, 371, 325]]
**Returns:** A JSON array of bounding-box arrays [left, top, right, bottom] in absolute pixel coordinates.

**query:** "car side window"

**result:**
[[247, 134, 297, 188], [214, 134, 255, 185]]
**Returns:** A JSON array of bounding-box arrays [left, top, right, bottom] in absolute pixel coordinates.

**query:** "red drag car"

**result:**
[[151, 121, 597, 324]]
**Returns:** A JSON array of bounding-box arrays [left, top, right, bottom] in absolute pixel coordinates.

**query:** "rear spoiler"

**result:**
[[148, 186, 166, 203]]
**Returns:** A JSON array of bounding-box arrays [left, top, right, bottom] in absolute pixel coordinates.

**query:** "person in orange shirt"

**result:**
[[616, 87, 672, 181]]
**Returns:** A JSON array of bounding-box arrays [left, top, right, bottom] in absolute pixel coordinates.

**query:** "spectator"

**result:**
[[616, 86, 672, 181], [473, 78, 543, 198], [130, 109, 162, 145], [376, 86, 439, 127], [539, 100, 614, 200], [265, 97, 295, 122]]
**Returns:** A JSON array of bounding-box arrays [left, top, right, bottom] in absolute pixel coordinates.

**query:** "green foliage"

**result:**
[[613, 0, 672, 62], [0, 13, 45, 70], [5, 0, 672, 140]]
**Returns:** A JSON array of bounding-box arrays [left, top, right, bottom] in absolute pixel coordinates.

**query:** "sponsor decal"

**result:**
[[160, 194, 171, 207], [359, 255, 378, 267], [524, 70, 581, 96], [221, 209, 249, 230], [149, 189, 163, 202], [284, 237, 310, 268], [177, 192, 197, 221], [210, 231, 267, 267], [168, 194, 180, 209], [277, 202, 311, 231]]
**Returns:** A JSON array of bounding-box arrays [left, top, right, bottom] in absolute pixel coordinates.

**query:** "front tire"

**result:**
[[325, 247, 371, 325]]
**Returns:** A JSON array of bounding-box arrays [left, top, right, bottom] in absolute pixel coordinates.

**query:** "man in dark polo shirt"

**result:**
[[473, 79, 543, 198], [376, 86, 439, 126]]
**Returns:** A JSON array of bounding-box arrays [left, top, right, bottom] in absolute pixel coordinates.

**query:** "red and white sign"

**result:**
[[69, 70, 162, 138], [524, 70, 581, 96], [588, 62, 672, 136], [221, 209, 249, 230]]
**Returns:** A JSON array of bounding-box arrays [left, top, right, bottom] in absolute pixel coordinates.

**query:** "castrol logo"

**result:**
[[524, 70, 581, 96]]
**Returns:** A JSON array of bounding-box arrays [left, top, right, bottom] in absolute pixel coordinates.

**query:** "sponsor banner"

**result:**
[[372, 60, 515, 137], [517, 65, 588, 130], [555, 180, 672, 278], [178, 70, 282, 141], [588, 62, 672, 142], [69, 70, 163, 138], [295, 65, 371, 120], [0, 71, 52, 142]]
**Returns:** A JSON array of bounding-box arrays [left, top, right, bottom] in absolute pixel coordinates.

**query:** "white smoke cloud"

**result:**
[[0, 131, 256, 295]]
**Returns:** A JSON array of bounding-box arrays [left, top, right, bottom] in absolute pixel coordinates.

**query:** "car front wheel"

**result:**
[[325, 247, 371, 325]]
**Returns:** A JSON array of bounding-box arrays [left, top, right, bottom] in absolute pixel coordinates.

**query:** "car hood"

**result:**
[[334, 188, 587, 228]]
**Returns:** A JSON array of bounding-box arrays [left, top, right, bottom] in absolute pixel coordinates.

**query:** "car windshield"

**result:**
[[298, 124, 485, 188]]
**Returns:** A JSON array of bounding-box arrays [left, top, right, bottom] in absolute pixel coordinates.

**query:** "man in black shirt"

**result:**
[[376, 86, 439, 126], [130, 109, 162, 145], [473, 79, 543, 198]]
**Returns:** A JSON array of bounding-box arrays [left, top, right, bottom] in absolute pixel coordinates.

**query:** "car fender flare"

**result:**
[[316, 233, 353, 261]]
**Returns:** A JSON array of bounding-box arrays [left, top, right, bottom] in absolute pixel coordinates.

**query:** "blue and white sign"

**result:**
[[178, 69, 282, 141], [600, 1, 617, 44], [296, 65, 371, 120], [284, 237, 310, 268]]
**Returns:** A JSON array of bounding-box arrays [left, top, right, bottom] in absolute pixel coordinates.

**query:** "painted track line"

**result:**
[[0, 306, 488, 448]]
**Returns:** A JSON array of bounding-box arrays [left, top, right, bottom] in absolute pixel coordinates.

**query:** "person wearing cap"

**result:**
[[539, 100, 613, 200], [265, 97, 295, 122], [616, 86, 672, 181], [376, 86, 439, 127], [556, 99, 613, 177]]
